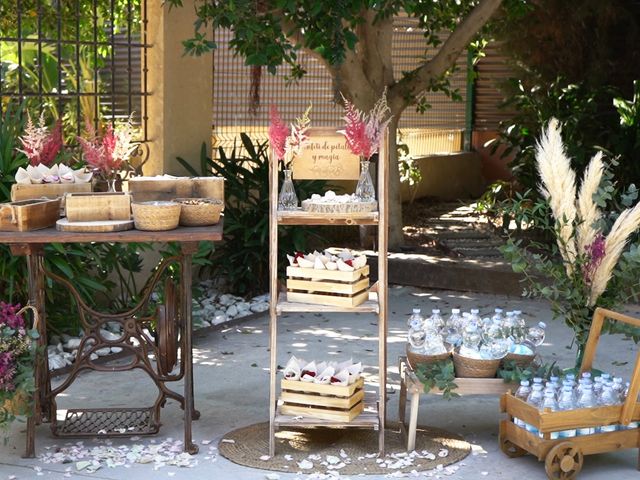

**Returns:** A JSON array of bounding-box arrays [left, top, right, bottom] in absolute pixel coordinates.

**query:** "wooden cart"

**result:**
[[499, 308, 640, 480]]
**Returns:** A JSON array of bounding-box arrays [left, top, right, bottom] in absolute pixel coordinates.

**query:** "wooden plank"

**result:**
[[282, 377, 364, 397], [281, 389, 365, 409], [280, 401, 364, 422], [0, 223, 223, 244], [286, 265, 369, 282], [277, 210, 379, 226], [127, 177, 224, 203], [500, 419, 546, 460], [0, 199, 61, 232], [11, 183, 91, 202], [290, 128, 360, 180], [286, 289, 369, 308], [65, 192, 131, 222], [274, 404, 379, 429], [287, 277, 370, 295], [278, 291, 378, 313]]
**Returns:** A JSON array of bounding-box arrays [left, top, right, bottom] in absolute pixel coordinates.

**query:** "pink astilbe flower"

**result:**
[[582, 234, 606, 285], [268, 105, 289, 161], [340, 90, 392, 160], [78, 117, 137, 179], [17, 113, 63, 166]]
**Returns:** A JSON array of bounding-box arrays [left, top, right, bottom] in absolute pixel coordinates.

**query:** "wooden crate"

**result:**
[[11, 183, 91, 202], [128, 177, 224, 204], [0, 198, 61, 231], [65, 192, 131, 222], [286, 265, 370, 308], [280, 377, 365, 422]]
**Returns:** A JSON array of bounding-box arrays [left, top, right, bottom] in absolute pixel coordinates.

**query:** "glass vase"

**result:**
[[278, 169, 299, 210], [355, 158, 375, 202], [107, 178, 118, 193]]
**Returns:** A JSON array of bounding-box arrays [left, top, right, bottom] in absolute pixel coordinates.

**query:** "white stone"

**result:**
[[95, 348, 111, 357], [236, 302, 250, 312], [225, 305, 238, 317], [235, 310, 251, 319], [99, 329, 120, 341], [89, 353, 99, 361], [219, 294, 234, 306], [48, 354, 66, 370], [214, 309, 226, 317], [47, 346, 59, 356], [64, 338, 82, 350], [110, 347, 123, 354], [250, 302, 269, 313]]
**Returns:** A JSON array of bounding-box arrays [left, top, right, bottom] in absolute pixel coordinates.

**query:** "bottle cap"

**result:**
[[412, 308, 421, 314], [495, 308, 503, 313], [432, 309, 440, 314], [520, 380, 529, 386], [471, 309, 479, 314], [514, 310, 522, 315], [452, 308, 460, 314], [538, 321, 546, 329]]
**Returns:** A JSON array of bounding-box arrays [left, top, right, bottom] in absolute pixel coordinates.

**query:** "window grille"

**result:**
[[0, 0, 149, 147]]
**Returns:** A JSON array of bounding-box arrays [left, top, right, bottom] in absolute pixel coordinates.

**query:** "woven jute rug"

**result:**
[[218, 422, 470, 475]]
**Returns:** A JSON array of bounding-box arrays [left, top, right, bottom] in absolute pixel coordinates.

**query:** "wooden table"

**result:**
[[0, 225, 223, 457], [398, 356, 516, 451]]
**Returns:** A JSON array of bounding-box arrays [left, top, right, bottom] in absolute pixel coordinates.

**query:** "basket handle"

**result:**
[[16, 304, 40, 332], [580, 307, 640, 425]]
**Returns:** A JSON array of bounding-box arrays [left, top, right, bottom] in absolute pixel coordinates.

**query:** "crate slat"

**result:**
[[282, 377, 364, 397], [281, 389, 364, 409], [287, 277, 370, 295], [286, 265, 369, 282], [280, 401, 364, 422], [286, 290, 369, 308]]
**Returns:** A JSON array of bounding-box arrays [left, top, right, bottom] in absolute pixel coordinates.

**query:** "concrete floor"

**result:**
[[1, 286, 639, 479]]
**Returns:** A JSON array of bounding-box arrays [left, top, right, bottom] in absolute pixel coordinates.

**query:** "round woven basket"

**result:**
[[406, 345, 451, 369], [132, 201, 181, 231], [174, 198, 223, 227], [503, 351, 536, 368], [453, 352, 500, 378]]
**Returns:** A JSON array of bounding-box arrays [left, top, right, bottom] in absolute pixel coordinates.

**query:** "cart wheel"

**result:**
[[544, 442, 583, 480], [500, 437, 527, 458]]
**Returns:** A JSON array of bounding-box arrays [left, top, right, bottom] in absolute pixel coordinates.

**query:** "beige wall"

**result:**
[[145, 1, 213, 176]]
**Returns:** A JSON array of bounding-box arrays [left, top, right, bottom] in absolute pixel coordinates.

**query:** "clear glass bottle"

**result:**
[[355, 158, 375, 202], [278, 169, 299, 210]]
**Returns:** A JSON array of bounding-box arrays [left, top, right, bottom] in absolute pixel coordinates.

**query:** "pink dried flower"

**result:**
[[0, 352, 16, 392], [0, 302, 24, 330], [284, 104, 312, 166], [582, 233, 606, 285], [268, 105, 289, 161], [17, 113, 63, 166], [339, 90, 392, 160], [78, 117, 137, 179]]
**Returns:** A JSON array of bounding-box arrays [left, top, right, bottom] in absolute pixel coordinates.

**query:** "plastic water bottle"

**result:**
[[502, 311, 517, 344], [427, 309, 445, 333], [526, 322, 546, 347], [422, 325, 447, 355], [612, 377, 625, 402], [459, 324, 483, 359], [593, 376, 604, 398], [491, 308, 504, 324], [407, 309, 426, 353], [445, 309, 463, 347], [598, 385, 619, 433], [485, 319, 509, 359], [576, 384, 596, 435], [513, 380, 532, 428], [408, 308, 424, 329], [557, 385, 577, 438], [469, 308, 481, 328], [526, 384, 544, 434], [539, 390, 559, 439]]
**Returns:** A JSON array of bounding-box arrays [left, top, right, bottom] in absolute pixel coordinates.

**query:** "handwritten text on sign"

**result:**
[[292, 133, 360, 180]]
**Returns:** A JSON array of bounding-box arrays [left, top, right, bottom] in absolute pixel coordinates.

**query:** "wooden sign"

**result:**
[[291, 128, 360, 180]]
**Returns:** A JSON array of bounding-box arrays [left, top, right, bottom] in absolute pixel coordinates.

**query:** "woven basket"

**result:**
[[132, 201, 181, 231], [503, 351, 536, 368], [453, 352, 500, 378], [406, 345, 451, 369], [174, 198, 223, 226]]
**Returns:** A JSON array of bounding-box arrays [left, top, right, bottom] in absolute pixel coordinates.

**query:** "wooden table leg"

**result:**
[[23, 246, 47, 458], [407, 391, 420, 452], [181, 244, 199, 454], [398, 358, 408, 437]]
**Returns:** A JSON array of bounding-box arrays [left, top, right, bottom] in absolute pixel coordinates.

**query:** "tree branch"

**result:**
[[389, 0, 503, 108]]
